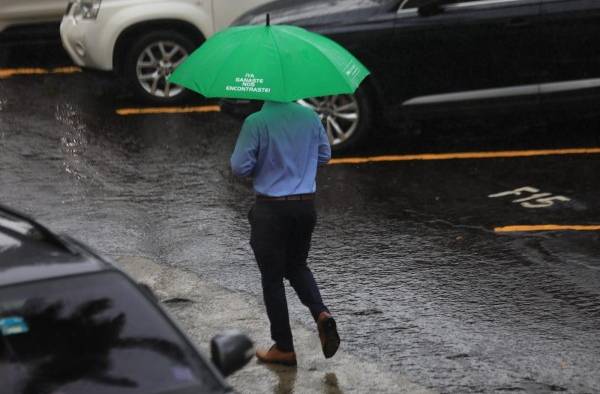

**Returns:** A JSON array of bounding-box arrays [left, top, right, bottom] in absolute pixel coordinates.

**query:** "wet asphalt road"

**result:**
[[2, 42, 600, 393]]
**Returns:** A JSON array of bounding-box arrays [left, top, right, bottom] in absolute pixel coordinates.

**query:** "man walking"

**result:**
[[230, 100, 340, 366]]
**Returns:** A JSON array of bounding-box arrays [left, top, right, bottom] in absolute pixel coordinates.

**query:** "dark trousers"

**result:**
[[248, 199, 328, 352]]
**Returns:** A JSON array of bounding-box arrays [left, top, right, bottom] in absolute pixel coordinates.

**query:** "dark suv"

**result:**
[[0, 205, 252, 394], [232, 0, 600, 151]]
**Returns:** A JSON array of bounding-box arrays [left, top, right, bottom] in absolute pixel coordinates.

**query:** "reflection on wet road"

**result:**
[[1, 45, 600, 393], [263, 365, 344, 394]]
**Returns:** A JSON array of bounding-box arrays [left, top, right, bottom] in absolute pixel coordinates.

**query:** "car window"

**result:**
[[0, 272, 226, 394]]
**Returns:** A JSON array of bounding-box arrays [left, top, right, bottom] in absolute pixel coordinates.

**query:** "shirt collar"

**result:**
[[262, 100, 292, 111]]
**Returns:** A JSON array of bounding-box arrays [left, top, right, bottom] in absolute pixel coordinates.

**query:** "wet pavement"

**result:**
[[2, 43, 600, 393], [117, 256, 432, 394]]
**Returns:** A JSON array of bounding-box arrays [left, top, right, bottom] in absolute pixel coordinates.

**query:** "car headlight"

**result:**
[[72, 0, 102, 20]]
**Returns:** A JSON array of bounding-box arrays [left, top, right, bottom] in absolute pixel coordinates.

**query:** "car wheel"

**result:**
[[297, 86, 371, 152], [126, 31, 196, 104]]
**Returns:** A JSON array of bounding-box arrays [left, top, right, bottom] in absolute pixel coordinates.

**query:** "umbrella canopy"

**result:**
[[168, 23, 370, 102]]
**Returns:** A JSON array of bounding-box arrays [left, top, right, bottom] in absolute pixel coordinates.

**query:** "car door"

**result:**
[[386, 0, 542, 120], [538, 0, 600, 114]]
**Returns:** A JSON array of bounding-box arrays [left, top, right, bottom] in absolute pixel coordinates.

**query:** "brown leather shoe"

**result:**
[[317, 311, 340, 358], [256, 344, 297, 366]]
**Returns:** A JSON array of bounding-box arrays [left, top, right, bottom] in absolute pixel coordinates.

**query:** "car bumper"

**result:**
[[60, 15, 112, 71]]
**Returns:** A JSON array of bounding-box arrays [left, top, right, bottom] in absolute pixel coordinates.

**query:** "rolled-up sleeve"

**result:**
[[317, 120, 331, 165], [231, 118, 259, 177]]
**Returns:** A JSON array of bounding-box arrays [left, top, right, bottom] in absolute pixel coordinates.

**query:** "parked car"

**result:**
[[229, 0, 600, 152], [0, 0, 67, 43], [0, 204, 253, 394], [60, 0, 276, 104]]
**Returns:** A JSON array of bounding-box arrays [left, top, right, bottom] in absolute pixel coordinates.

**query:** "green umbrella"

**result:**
[[168, 20, 370, 102]]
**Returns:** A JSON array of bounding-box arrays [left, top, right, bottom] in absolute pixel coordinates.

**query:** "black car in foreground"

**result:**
[[230, 0, 600, 151], [0, 205, 252, 394]]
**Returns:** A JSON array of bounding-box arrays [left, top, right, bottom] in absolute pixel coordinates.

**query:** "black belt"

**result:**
[[256, 193, 315, 201]]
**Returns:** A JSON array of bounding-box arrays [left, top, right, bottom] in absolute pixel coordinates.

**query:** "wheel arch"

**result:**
[[358, 74, 384, 122], [113, 19, 205, 75]]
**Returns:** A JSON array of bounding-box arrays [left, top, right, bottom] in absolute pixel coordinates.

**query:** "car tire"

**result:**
[[125, 30, 197, 104], [297, 84, 372, 153]]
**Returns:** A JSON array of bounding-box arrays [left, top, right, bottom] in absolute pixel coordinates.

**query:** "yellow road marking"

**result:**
[[116, 105, 221, 115], [329, 147, 600, 164], [0, 66, 81, 79], [495, 225, 600, 233]]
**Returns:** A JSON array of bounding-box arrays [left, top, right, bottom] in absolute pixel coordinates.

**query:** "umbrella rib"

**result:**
[[269, 28, 287, 101]]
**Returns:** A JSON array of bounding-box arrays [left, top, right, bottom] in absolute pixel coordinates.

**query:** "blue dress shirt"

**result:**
[[230, 101, 331, 196]]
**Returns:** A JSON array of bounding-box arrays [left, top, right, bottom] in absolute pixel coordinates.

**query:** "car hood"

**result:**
[[233, 0, 399, 31]]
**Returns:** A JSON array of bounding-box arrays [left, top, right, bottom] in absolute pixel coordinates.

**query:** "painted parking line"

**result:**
[[115, 105, 221, 116], [495, 225, 600, 233], [329, 147, 600, 165], [0, 66, 81, 79]]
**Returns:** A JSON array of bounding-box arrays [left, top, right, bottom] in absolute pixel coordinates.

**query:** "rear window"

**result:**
[[0, 272, 226, 394]]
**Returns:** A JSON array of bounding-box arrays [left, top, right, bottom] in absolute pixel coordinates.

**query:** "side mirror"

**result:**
[[138, 282, 158, 302], [210, 330, 254, 377], [417, 0, 445, 17]]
